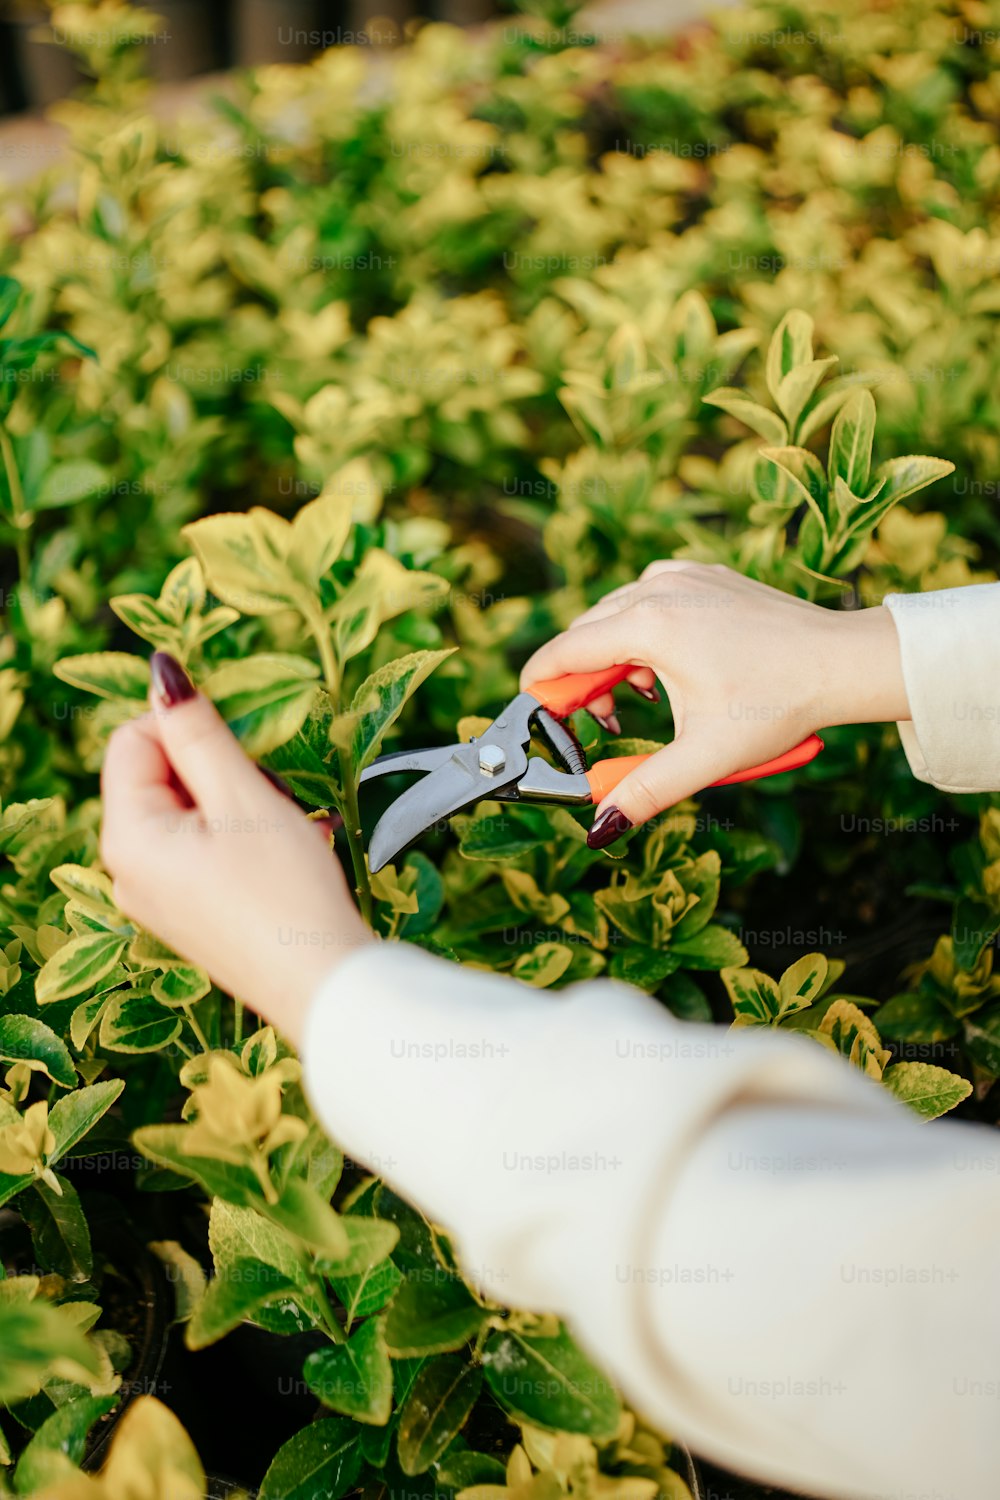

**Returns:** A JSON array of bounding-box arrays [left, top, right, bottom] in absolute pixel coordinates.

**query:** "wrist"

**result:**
[[819, 605, 911, 727]]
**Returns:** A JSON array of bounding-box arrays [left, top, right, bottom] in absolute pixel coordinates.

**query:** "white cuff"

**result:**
[[883, 584, 1000, 793]]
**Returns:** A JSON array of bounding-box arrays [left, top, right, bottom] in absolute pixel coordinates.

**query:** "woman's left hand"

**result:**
[[100, 653, 371, 1048]]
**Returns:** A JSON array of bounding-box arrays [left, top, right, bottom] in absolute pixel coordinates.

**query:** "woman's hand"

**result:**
[[100, 653, 371, 1048], [521, 562, 911, 848]]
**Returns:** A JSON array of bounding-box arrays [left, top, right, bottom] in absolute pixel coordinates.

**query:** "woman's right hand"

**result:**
[[521, 562, 911, 848]]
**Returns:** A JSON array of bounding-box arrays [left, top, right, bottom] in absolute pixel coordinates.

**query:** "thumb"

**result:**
[[586, 731, 735, 849], [149, 652, 263, 812]]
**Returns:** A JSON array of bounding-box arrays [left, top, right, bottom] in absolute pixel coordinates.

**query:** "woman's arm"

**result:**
[[302, 939, 1000, 1500], [97, 570, 1000, 1500]]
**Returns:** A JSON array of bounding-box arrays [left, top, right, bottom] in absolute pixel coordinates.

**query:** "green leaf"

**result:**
[[385, 1271, 486, 1356], [350, 649, 456, 773], [0, 1293, 100, 1404], [482, 1327, 621, 1439], [259, 1417, 362, 1500], [330, 1255, 402, 1326], [866, 454, 955, 511], [13, 1393, 115, 1492], [182, 510, 304, 616], [203, 654, 321, 758], [759, 446, 829, 528], [208, 1199, 326, 1327], [0, 277, 21, 332], [99, 990, 183, 1053], [398, 1357, 483, 1476], [20, 1176, 93, 1282], [0, 1016, 75, 1087], [287, 481, 354, 589], [765, 310, 814, 402], [150, 965, 211, 1007], [777, 953, 828, 1017], [721, 965, 782, 1024], [459, 812, 540, 862], [36, 931, 127, 1005], [609, 948, 680, 990], [671, 925, 747, 969], [702, 388, 787, 444], [318, 1216, 400, 1277], [33, 461, 108, 510], [304, 1316, 393, 1423], [829, 388, 876, 496], [48, 1080, 125, 1161], [952, 898, 1000, 970], [52, 653, 150, 702], [872, 991, 959, 1043], [48, 865, 121, 927], [437, 1452, 507, 1489], [135, 1126, 349, 1256], [882, 1062, 972, 1121], [774, 358, 839, 433], [186, 1257, 300, 1349], [512, 943, 574, 987]]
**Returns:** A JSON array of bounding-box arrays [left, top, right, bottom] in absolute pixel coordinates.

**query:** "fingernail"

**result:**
[[150, 651, 195, 708], [587, 805, 633, 850], [631, 684, 660, 703], [591, 712, 621, 735]]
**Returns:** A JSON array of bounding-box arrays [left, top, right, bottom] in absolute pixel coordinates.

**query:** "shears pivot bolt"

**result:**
[[478, 744, 507, 776]]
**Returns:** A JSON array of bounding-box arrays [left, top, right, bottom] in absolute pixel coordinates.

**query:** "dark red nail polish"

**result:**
[[591, 712, 621, 735], [631, 684, 660, 703], [150, 651, 195, 708], [587, 805, 633, 850]]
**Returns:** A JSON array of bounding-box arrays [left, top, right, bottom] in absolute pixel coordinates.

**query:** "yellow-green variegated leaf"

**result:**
[[721, 965, 781, 1025], [99, 991, 183, 1053], [53, 654, 150, 702], [702, 388, 787, 444], [151, 966, 211, 1007], [36, 933, 128, 1005], [100, 1397, 204, 1500], [109, 594, 178, 651], [829, 388, 876, 497], [0, 1016, 76, 1088], [287, 480, 354, 589], [512, 943, 574, 988], [203, 654, 321, 757], [48, 866, 120, 927], [881, 1062, 972, 1121], [777, 953, 828, 1017], [765, 310, 814, 404], [349, 648, 456, 772], [182, 511, 302, 616]]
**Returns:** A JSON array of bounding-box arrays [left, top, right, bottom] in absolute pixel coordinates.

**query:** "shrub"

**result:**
[[0, 0, 997, 1491]]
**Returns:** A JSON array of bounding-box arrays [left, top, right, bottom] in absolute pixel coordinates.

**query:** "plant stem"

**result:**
[[306, 607, 374, 928], [340, 769, 373, 928], [185, 1005, 211, 1053], [0, 424, 30, 585], [233, 997, 244, 1048]]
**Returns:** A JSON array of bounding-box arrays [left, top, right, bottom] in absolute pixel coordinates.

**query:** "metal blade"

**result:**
[[360, 743, 463, 783], [367, 741, 525, 873]]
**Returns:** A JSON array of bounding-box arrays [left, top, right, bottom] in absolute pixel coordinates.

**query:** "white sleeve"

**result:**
[[302, 940, 1000, 1500], [883, 582, 1000, 791]]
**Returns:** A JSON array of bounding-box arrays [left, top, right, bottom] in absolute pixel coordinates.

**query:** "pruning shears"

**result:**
[[360, 664, 824, 873]]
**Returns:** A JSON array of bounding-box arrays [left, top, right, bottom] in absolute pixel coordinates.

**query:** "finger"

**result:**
[[521, 614, 641, 690], [100, 715, 193, 871], [586, 731, 736, 848], [148, 652, 268, 813]]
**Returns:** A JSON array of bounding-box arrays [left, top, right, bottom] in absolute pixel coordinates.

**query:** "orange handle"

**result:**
[[528, 665, 633, 717], [584, 734, 824, 803]]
